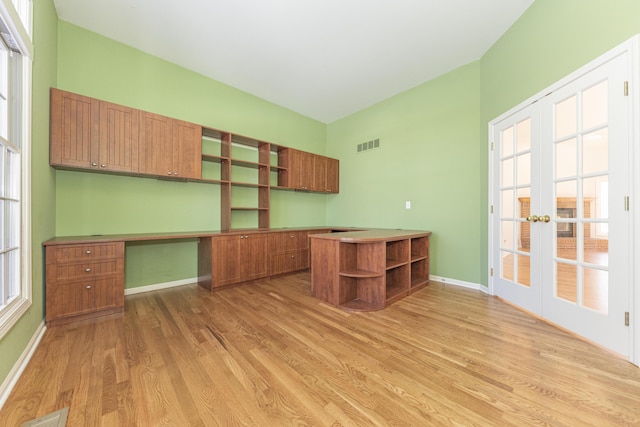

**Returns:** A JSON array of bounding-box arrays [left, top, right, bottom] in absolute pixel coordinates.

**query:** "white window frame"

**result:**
[[0, 0, 31, 340]]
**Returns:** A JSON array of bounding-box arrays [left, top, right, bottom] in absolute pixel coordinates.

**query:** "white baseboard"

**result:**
[[0, 321, 46, 410], [124, 277, 198, 296], [431, 275, 489, 293]]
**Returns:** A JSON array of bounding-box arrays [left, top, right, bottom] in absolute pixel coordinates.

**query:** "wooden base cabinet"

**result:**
[[198, 234, 268, 289], [268, 230, 310, 276], [310, 230, 430, 312], [45, 242, 125, 326]]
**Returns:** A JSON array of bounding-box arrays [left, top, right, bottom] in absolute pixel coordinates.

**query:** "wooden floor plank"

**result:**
[[2, 275, 640, 426]]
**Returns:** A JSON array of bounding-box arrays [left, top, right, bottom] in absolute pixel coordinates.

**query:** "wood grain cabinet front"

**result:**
[[139, 112, 202, 179], [198, 234, 268, 289], [45, 242, 125, 326], [269, 231, 310, 276], [50, 88, 139, 173]]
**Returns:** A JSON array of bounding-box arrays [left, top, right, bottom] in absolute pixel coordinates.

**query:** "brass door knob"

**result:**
[[526, 215, 539, 222], [540, 215, 551, 223]]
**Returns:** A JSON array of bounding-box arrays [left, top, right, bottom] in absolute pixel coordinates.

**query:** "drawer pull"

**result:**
[[85, 285, 92, 289], [291, 255, 295, 258], [85, 268, 92, 272], [85, 250, 92, 255]]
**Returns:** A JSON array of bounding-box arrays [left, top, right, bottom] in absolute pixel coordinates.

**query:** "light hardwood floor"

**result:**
[[1, 274, 639, 426]]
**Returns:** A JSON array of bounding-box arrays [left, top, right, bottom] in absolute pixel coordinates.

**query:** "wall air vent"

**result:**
[[357, 138, 380, 153]]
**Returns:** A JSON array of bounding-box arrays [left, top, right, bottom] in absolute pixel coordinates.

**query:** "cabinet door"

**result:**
[[99, 101, 140, 172], [243, 234, 268, 280], [212, 234, 268, 286], [313, 155, 327, 192], [326, 157, 339, 193], [50, 88, 99, 168], [288, 149, 315, 190], [139, 111, 173, 177], [172, 119, 202, 179], [212, 236, 244, 287]]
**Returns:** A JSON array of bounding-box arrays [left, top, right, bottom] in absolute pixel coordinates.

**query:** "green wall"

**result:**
[[327, 63, 482, 283], [0, 0, 58, 386], [55, 22, 329, 287]]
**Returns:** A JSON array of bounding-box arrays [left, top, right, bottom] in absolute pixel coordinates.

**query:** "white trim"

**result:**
[[630, 36, 640, 367], [0, 0, 31, 340], [0, 320, 45, 410], [124, 277, 198, 295], [0, 0, 32, 57], [430, 275, 485, 292]]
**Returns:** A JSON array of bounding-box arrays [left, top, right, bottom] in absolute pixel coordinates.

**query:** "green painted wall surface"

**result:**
[[0, 0, 58, 386], [55, 22, 328, 288], [327, 63, 482, 284], [478, 0, 640, 284]]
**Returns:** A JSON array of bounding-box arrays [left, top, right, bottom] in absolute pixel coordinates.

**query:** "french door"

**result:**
[[491, 47, 633, 357]]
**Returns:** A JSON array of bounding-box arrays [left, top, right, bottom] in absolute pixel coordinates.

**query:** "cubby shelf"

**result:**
[[386, 259, 409, 270], [311, 232, 430, 312], [339, 269, 382, 278]]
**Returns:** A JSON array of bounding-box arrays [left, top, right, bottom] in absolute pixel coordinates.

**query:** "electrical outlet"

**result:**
[[405, 201, 411, 209]]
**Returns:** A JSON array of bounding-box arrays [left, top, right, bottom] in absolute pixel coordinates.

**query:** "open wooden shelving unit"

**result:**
[[311, 231, 431, 312], [201, 128, 292, 231]]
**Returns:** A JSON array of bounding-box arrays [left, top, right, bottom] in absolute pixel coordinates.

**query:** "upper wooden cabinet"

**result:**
[[99, 101, 140, 172], [313, 155, 339, 193], [288, 149, 315, 190], [51, 89, 201, 179], [51, 89, 140, 173], [50, 89, 99, 169], [285, 148, 339, 193], [138, 112, 202, 179]]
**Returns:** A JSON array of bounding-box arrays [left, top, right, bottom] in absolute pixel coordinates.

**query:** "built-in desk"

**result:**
[[43, 227, 357, 326], [309, 230, 431, 312]]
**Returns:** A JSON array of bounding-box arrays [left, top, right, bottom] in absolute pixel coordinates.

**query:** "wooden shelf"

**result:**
[[231, 181, 268, 189], [231, 207, 269, 211], [411, 255, 428, 262], [339, 269, 382, 278], [386, 259, 409, 270], [199, 179, 229, 185], [202, 154, 228, 163], [386, 285, 409, 303], [411, 278, 429, 289]]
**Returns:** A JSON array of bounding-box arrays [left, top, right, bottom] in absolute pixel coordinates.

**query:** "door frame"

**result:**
[[487, 35, 640, 365]]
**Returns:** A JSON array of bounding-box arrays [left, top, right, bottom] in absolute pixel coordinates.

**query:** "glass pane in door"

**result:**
[[499, 119, 532, 288], [553, 80, 609, 313]]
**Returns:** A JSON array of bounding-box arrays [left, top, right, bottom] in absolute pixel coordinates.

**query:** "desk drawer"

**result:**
[[47, 242, 124, 264], [269, 231, 309, 252], [47, 259, 122, 282], [46, 277, 124, 320], [270, 250, 309, 276]]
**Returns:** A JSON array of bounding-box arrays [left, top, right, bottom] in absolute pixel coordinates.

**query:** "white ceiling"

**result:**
[[53, 0, 535, 123]]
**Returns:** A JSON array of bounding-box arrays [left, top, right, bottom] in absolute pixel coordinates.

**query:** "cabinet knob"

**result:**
[[168, 172, 173, 175], [85, 250, 92, 254], [85, 268, 91, 272], [290, 235, 295, 238], [173, 172, 178, 176], [91, 162, 98, 167], [291, 255, 295, 258], [100, 164, 106, 168], [85, 285, 92, 289]]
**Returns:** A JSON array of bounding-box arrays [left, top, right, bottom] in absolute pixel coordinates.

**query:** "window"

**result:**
[[0, 0, 32, 339]]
